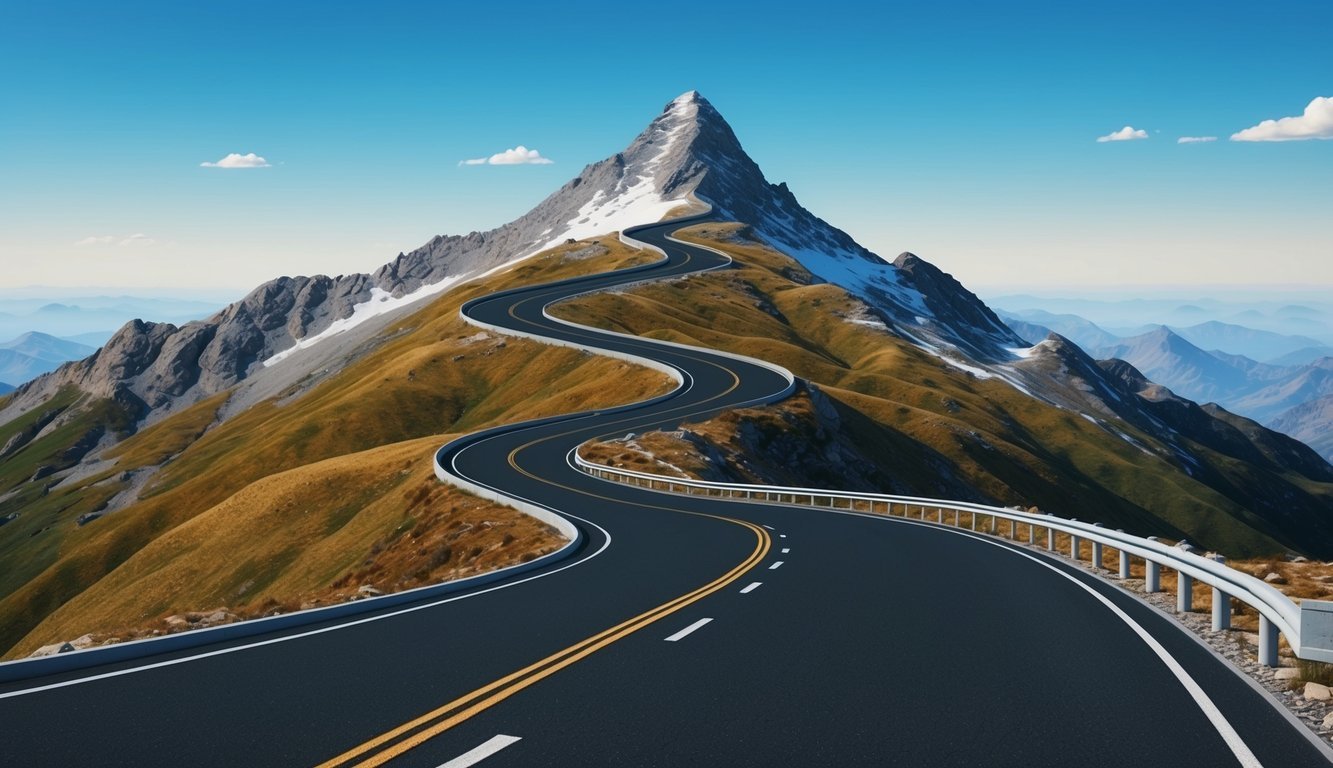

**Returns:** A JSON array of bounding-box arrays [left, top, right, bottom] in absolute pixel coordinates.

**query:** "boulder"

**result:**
[[1265, 572, 1288, 585], [1304, 681, 1332, 701], [28, 641, 76, 658], [1274, 667, 1300, 681], [1323, 711, 1333, 730], [357, 585, 383, 597]]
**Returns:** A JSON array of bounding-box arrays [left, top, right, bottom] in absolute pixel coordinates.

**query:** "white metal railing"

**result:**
[[572, 449, 1333, 667]]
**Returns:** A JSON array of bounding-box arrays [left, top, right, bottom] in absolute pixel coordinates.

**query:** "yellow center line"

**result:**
[[348, 522, 769, 768], [316, 228, 764, 768], [315, 516, 767, 768]]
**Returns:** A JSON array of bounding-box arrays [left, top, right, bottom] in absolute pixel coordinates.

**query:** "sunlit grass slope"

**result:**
[[1, 238, 671, 658], [557, 223, 1333, 558]]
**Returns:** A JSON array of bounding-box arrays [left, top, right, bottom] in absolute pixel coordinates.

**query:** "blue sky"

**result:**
[[2, 0, 1329, 295]]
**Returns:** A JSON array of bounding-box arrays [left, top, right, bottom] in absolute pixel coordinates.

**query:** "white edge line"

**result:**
[[845, 513, 1263, 768], [438, 734, 522, 768], [665, 617, 713, 642], [740, 582, 762, 594], [0, 515, 614, 700]]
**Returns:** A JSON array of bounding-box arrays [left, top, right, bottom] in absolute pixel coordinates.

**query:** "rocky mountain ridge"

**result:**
[[0, 91, 1326, 495], [0, 91, 1023, 433]]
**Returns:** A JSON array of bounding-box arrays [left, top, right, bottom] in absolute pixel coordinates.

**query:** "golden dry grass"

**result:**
[[14, 436, 564, 655], [2, 236, 674, 658], [557, 223, 1325, 559]]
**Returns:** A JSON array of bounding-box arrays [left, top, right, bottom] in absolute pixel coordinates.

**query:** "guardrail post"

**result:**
[[970, 513, 976, 531], [1177, 571, 1193, 613], [936, 508, 943, 523], [1258, 615, 1279, 667], [1047, 524, 1055, 551], [1211, 554, 1231, 631], [1070, 534, 1081, 562], [989, 515, 997, 534], [1091, 524, 1103, 569], [1117, 533, 1130, 578], [1027, 523, 1035, 545], [1145, 560, 1160, 592]]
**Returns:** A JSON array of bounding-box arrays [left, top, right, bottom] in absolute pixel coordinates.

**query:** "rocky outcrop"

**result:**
[[893, 253, 1026, 362], [0, 90, 1035, 430]]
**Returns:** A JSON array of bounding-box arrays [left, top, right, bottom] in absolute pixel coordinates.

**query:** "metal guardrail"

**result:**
[[572, 451, 1333, 667]]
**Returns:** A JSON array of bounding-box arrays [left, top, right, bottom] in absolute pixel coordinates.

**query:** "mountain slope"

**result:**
[[1271, 394, 1333, 464], [0, 92, 1022, 441], [2, 91, 1330, 655], [554, 223, 1333, 557]]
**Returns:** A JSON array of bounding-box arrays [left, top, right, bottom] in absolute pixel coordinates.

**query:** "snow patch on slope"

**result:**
[[528, 93, 696, 257], [263, 272, 472, 367], [758, 226, 929, 320]]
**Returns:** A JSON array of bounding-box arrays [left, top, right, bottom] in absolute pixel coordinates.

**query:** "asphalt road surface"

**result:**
[[1, 216, 1327, 767]]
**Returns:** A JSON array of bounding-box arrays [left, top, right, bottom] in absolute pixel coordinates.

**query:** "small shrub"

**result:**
[[429, 546, 453, 569], [1298, 659, 1333, 687]]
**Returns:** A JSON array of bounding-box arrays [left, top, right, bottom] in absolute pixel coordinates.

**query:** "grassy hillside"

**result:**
[[557, 223, 1333, 558], [0, 238, 672, 658]]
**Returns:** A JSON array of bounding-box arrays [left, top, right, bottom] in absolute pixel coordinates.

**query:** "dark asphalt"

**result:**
[[0, 217, 1325, 767]]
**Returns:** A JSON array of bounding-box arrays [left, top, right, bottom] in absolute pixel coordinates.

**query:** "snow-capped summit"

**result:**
[[2, 90, 1027, 424]]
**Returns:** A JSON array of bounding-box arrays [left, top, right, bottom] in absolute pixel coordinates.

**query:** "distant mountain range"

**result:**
[[0, 332, 97, 390], [1001, 309, 1333, 462], [990, 295, 1333, 347], [0, 295, 224, 345]]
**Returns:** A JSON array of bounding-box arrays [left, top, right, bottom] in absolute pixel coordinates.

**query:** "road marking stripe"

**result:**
[[319, 521, 769, 768], [769, 561, 784, 570], [780, 534, 787, 538], [0, 517, 616, 703], [761, 524, 775, 530], [781, 548, 790, 554], [665, 618, 713, 642], [437, 735, 521, 768], [740, 582, 762, 594]]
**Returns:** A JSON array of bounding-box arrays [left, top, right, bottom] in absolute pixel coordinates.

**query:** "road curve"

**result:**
[[0, 215, 1328, 767]]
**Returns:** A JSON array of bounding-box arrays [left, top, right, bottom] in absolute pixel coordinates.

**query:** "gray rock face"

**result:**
[[2, 90, 1021, 428], [893, 253, 1026, 362]]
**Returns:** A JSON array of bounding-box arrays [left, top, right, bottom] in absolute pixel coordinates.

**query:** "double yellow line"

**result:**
[[317, 518, 769, 768], [318, 228, 767, 766]]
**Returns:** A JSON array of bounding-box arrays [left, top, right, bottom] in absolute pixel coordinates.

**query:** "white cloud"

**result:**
[[74, 233, 158, 248], [459, 145, 553, 166], [1177, 136, 1217, 144], [1231, 96, 1333, 142], [200, 152, 271, 168], [1096, 126, 1149, 143]]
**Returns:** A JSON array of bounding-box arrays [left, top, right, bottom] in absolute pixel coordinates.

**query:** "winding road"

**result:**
[[1, 215, 1328, 767]]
